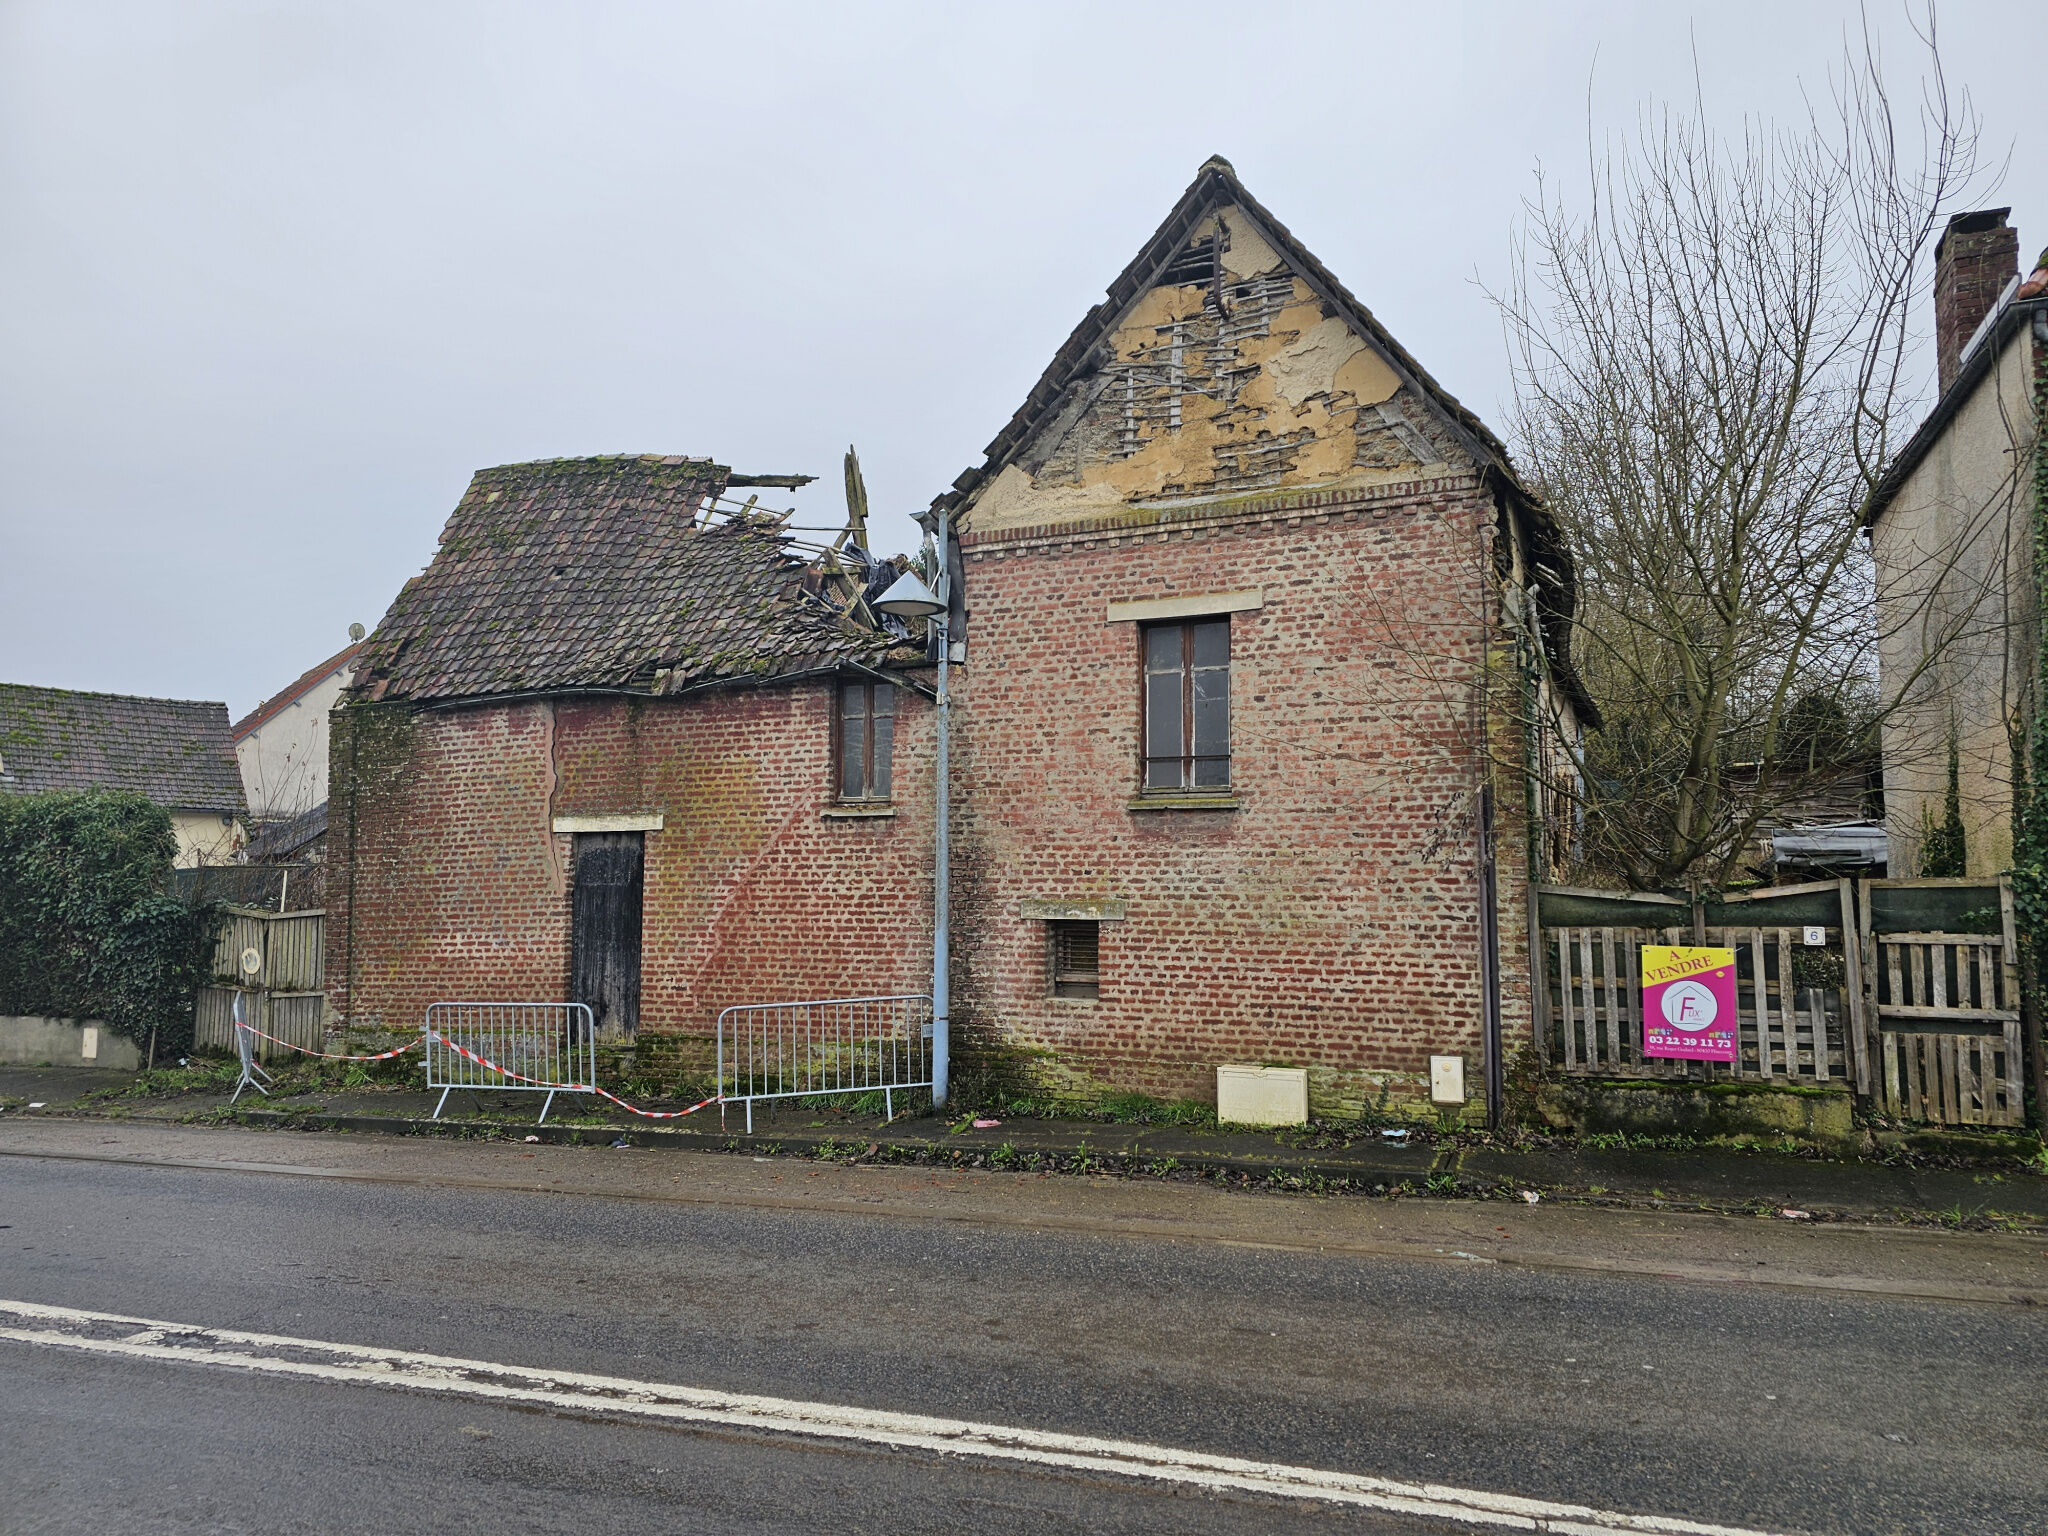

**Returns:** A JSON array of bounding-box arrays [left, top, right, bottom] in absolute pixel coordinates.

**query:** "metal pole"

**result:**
[[931, 608, 951, 1109]]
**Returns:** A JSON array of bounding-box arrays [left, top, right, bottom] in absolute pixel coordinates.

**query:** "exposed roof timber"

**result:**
[[932, 155, 1600, 728], [727, 473, 819, 489], [938, 156, 1528, 513]]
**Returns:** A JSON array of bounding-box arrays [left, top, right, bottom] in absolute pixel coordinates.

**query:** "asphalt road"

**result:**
[[1, 1123, 2043, 1534]]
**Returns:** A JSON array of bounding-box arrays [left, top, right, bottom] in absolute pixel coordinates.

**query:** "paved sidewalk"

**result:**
[[4, 1065, 2043, 1227]]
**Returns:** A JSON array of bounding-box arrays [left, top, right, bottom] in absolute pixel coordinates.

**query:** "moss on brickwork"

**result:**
[[331, 701, 419, 802], [1532, 1076, 1859, 1150]]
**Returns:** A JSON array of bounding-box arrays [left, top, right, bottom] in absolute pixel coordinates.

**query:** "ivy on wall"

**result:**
[[2008, 344, 2048, 1125], [1920, 730, 1967, 878], [0, 790, 226, 1052]]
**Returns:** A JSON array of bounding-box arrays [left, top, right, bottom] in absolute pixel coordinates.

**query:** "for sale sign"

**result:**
[[1640, 945, 1738, 1062]]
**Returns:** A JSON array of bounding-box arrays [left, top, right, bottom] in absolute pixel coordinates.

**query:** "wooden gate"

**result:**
[[1860, 878, 2026, 1127]]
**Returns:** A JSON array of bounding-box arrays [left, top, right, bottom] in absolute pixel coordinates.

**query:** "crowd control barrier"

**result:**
[[716, 994, 933, 1132], [424, 1002, 597, 1123]]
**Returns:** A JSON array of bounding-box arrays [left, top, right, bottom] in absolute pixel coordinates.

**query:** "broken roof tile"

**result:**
[[351, 454, 904, 704]]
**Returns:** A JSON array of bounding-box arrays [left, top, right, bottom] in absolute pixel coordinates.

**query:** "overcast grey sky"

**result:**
[[3, 1, 2039, 718]]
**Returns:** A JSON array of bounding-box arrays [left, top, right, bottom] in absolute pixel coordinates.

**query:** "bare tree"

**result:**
[[1495, 10, 1995, 890]]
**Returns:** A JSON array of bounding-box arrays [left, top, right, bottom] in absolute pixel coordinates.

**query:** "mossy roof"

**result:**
[[351, 455, 904, 704], [0, 684, 246, 814]]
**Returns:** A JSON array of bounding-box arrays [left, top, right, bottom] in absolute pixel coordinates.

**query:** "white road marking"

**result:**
[[0, 1299, 1787, 1535]]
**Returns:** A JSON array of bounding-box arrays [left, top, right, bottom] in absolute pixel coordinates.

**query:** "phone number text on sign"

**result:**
[[1640, 945, 1738, 1062]]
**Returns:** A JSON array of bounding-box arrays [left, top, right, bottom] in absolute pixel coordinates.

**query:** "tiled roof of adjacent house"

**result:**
[[351, 455, 905, 704], [232, 640, 365, 740], [0, 684, 247, 814], [246, 800, 328, 862]]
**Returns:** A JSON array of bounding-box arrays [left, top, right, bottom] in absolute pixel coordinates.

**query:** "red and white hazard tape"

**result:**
[[426, 1032, 721, 1120], [591, 1085, 722, 1120], [234, 1022, 420, 1062]]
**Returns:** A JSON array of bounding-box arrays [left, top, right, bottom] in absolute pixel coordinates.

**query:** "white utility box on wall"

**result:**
[[1429, 1054, 1466, 1106], [1216, 1065, 1309, 1126]]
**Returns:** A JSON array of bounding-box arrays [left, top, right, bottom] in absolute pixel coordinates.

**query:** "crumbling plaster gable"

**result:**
[[966, 206, 1462, 533]]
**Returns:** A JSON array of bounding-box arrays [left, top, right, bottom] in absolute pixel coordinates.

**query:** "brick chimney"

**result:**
[[1934, 208, 2018, 392]]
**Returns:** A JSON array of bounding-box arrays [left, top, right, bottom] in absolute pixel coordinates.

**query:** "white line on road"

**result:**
[[0, 1298, 1789, 1536]]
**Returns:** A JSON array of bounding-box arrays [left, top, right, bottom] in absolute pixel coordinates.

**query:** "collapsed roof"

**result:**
[[350, 455, 911, 706]]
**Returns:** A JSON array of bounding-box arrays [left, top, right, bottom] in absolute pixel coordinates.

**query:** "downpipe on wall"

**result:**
[[931, 610, 950, 1109]]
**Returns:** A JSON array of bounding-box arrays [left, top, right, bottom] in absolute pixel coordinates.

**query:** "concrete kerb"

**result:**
[[170, 1105, 2048, 1228]]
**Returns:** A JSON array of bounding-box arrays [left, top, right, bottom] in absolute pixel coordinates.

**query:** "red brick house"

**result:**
[[328, 160, 1592, 1120], [931, 157, 1594, 1117], [326, 455, 937, 1045]]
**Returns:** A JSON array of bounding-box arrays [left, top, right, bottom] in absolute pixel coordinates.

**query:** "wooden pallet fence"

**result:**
[[1543, 923, 1847, 1083]]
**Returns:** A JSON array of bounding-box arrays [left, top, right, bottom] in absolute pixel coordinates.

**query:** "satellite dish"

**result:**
[[239, 947, 263, 976], [348, 622, 366, 642]]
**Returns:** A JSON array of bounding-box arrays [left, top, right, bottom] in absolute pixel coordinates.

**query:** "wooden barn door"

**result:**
[[570, 832, 643, 1038]]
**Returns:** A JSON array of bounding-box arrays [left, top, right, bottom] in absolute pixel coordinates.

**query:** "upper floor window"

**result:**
[[1143, 619, 1230, 791], [838, 681, 895, 801]]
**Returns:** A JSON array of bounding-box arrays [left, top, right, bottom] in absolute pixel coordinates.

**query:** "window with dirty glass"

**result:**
[[1142, 619, 1230, 791], [838, 681, 895, 801], [1048, 920, 1100, 999]]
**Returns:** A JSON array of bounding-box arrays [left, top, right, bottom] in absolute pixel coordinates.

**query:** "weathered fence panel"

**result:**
[[209, 907, 323, 992], [1859, 879, 2024, 1127], [1538, 881, 1854, 1085], [1537, 876, 2031, 1128], [197, 908, 326, 1061], [193, 986, 327, 1061]]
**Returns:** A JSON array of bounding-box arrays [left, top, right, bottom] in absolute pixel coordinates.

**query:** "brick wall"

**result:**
[[1935, 209, 2019, 393], [949, 475, 1520, 1117], [328, 477, 1538, 1119], [326, 684, 936, 1042]]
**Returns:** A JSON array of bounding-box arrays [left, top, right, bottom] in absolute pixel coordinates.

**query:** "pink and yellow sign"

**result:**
[[1640, 945, 1737, 1062]]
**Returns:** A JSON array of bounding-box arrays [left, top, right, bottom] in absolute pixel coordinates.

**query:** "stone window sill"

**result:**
[[823, 804, 897, 820], [1127, 795, 1239, 813]]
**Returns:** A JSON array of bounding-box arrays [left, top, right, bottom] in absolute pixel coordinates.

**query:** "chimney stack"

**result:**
[[1934, 208, 2018, 393]]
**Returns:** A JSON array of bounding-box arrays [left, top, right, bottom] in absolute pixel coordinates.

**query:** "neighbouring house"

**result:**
[[325, 455, 933, 1042], [1867, 209, 2048, 876], [328, 160, 1594, 1120], [928, 156, 1594, 1114], [233, 637, 366, 822], [0, 683, 247, 865]]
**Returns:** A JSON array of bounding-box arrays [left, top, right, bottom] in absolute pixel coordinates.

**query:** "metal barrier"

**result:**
[[228, 990, 274, 1105], [424, 1002, 597, 1123], [716, 994, 933, 1132]]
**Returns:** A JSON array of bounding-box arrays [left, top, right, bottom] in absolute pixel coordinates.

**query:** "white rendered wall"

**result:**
[[236, 664, 353, 819]]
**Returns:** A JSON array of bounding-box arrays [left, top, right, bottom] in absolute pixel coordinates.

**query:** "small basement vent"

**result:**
[[1048, 920, 1100, 999]]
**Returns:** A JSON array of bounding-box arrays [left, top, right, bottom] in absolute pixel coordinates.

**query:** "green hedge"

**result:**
[[0, 791, 227, 1053]]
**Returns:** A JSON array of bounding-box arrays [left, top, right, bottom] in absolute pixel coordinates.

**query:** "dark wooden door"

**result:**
[[570, 832, 643, 1037]]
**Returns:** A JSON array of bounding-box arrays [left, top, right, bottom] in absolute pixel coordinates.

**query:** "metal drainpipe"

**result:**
[[930, 596, 953, 1110], [1477, 784, 1503, 1129]]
